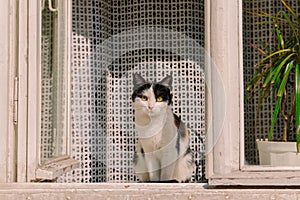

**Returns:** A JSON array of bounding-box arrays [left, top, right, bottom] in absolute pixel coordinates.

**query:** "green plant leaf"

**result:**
[[281, 0, 299, 24], [268, 95, 282, 141], [245, 10, 285, 22], [268, 61, 293, 141], [271, 53, 295, 84], [248, 42, 267, 56], [277, 61, 294, 97], [296, 133, 300, 153], [296, 63, 300, 127], [282, 10, 300, 44], [259, 49, 292, 64], [245, 10, 273, 18], [246, 72, 262, 91], [275, 23, 284, 50], [262, 69, 275, 88], [257, 40, 271, 53]]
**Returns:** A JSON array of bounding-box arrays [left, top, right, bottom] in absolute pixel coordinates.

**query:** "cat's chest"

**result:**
[[139, 131, 163, 152], [138, 123, 176, 152]]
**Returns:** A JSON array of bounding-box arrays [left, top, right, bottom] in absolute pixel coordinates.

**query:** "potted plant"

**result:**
[[246, 0, 300, 166]]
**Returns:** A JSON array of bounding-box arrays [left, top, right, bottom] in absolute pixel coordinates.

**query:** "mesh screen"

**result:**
[[56, 0, 205, 183], [243, 0, 300, 165]]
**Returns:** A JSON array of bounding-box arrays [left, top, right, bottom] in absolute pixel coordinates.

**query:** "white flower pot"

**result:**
[[257, 140, 300, 166]]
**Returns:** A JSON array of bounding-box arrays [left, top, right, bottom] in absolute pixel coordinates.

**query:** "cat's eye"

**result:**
[[156, 96, 163, 102], [141, 96, 148, 101]]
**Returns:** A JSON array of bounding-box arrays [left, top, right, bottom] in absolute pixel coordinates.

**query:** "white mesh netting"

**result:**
[[41, 0, 205, 183]]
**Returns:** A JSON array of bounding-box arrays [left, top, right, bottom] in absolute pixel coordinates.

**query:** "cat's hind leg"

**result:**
[[173, 148, 195, 182]]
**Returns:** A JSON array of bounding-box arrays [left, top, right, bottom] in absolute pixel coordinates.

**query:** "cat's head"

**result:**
[[132, 74, 172, 116]]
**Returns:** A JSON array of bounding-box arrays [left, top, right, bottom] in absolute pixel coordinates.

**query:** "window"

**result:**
[[206, 0, 300, 186], [36, 0, 80, 181], [40, 0, 69, 162], [243, 0, 300, 167], [8, 0, 207, 183], [8, 0, 79, 182], [4, 0, 300, 187]]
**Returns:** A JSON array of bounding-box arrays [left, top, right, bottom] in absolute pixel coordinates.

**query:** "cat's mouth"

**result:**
[[140, 109, 156, 117], [147, 109, 155, 115]]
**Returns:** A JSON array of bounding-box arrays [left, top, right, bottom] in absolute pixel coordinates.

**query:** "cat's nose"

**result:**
[[148, 105, 154, 110]]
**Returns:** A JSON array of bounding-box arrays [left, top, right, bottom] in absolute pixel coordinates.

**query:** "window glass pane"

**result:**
[[40, 0, 69, 162], [243, 0, 300, 166]]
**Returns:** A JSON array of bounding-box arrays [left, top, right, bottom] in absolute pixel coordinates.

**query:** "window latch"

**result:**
[[13, 77, 18, 125]]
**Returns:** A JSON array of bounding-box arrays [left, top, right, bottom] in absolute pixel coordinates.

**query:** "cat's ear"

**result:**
[[158, 75, 172, 89], [133, 73, 148, 89]]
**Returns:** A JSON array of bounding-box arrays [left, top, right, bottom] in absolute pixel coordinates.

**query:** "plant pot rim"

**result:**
[[257, 140, 297, 153], [256, 140, 300, 166], [256, 140, 296, 143]]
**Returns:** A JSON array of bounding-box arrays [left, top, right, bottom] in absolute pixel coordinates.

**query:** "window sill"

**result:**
[[209, 171, 300, 186], [1, 183, 300, 199]]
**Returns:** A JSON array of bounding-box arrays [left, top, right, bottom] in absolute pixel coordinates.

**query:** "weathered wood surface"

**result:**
[[1, 183, 300, 200]]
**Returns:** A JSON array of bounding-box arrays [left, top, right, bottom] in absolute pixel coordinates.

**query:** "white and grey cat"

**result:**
[[132, 73, 195, 182]]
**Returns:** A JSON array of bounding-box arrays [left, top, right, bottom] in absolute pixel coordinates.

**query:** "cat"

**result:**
[[132, 73, 195, 182]]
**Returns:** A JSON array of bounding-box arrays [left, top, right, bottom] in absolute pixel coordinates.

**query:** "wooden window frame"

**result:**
[[0, 0, 78, 183]]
